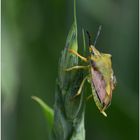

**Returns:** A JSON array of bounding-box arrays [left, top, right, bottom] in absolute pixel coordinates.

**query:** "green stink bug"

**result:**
[[65, 26, 116, 117]]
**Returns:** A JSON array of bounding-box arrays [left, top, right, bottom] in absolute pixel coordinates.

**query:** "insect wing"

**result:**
[[90, 67, 108, 116]]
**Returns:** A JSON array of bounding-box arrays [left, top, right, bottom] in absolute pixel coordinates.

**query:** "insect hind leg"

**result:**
[[72, 75, 89, 99]]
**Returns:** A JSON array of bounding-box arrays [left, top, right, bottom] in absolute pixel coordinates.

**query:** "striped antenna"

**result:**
[[94, 25, 102, 46]]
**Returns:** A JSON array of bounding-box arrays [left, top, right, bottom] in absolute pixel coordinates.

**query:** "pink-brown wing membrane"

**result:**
[[91, 67, 106, 103]]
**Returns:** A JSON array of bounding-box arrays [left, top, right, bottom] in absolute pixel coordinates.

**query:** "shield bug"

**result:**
[[65, 26, 116, 117]]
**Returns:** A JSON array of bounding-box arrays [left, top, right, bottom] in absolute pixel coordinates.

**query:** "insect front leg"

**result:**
[[69, 49, 88, 62], [65, 65, 89, 72]]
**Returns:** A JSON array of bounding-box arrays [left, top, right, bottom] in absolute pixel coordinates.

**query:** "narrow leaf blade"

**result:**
[[32, 96, 54, 129]]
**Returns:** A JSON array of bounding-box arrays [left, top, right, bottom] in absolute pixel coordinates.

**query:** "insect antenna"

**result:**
[[86, 31, 92, 46], [86, 31, 95, 56], [94, 25, 102, 46]]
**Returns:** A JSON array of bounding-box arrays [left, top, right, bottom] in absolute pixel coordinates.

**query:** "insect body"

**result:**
[[65, 27, 116, 117]]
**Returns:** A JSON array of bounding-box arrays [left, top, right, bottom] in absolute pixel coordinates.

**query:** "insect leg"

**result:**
[[86, 94, 93, 101], [69, 49, 88, 62], [65, 65, 89, 71], [72, 75, 89, 98]]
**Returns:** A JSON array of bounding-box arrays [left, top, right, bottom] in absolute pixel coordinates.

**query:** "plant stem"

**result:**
[[50, 1, 86, 139]]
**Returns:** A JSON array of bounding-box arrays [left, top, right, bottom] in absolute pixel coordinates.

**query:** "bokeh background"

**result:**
[[2, 0, 139, 140]]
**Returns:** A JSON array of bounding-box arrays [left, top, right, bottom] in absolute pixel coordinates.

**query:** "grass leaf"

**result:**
[[32, 96, 54, 130]]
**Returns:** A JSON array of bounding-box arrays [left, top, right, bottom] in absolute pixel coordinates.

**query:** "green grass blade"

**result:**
[[32, 96, 54, 129]]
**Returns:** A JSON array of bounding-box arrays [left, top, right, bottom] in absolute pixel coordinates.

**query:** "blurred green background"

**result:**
[[2, 0, 138, 140]]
